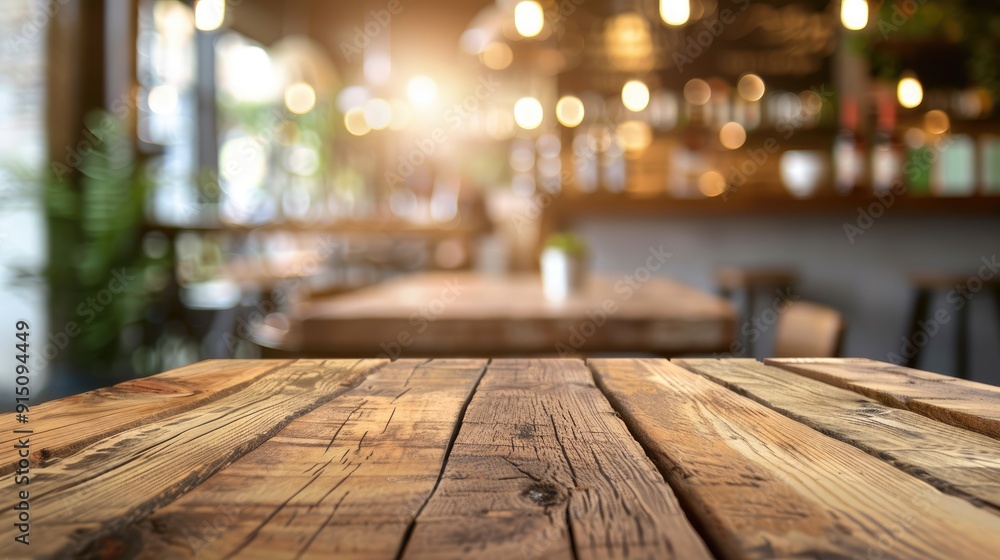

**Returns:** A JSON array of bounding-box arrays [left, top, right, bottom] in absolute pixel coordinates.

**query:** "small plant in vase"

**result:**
[[540, 233, 588, 302]]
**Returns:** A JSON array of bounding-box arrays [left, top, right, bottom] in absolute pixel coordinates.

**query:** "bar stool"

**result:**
[[773, 301, 845, 358], [715, 266, 799, 356], [903, 272, 1000, 379]]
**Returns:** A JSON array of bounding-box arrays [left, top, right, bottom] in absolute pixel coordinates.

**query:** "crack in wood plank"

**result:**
[[589, 358, 1000, 560], [109, 359, 486, 560], [401, 359, 712, 560], [0, 359, 384, 558], [678, 358, 1000, 516]]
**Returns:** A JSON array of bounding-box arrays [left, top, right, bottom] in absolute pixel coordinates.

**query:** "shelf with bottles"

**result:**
[[145, 215, 491, 237], [832, 77, 1000, 200], [542, 189, 1000, 228], [539, 73, 1000, 206]]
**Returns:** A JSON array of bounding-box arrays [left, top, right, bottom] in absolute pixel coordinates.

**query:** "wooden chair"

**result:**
[[715, 266, 799, 355], [902, 272, 1000, 379], [773, 301, 845, 358]]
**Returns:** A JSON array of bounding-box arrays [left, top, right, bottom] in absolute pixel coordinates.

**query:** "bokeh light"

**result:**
[[406, 76, 437, 108], [719, 122, 747, 150], [897, 76, 924, 109], [621, 80, 650, 112], [659, 0, 690, 26], [514, 97, 544, 130], [556, 96, 585, 127], [481, 42, 514, 70], [841, 0, 868, 31], [284, 82, 316, 115], [514, 1, 544, 38], [148, 85, 179, 115], [737, 74, 766, 102], [698, 171, 727, 197], [363, 98, 392, 130], [344, 107, 372, 136], [924, 110, 950, 134], [194, 0, 224, 31], [684, 79, 711, 106], [616, 120, 653, 154]]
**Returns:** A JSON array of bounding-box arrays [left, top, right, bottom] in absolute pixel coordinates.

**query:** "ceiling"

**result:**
[[229, 0, 496, 82]]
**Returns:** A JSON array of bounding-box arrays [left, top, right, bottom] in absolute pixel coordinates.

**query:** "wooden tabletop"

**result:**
[[281, 272, 735, 357], [3, 358, 999, 559]]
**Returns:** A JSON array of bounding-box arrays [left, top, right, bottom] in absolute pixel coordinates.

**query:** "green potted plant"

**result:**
[[540, 232, 587, 302]]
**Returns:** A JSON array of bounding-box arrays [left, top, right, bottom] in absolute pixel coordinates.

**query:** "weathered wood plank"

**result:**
[[402, 359, 712, 560], [0, 360, 292, 476], [590, 358, 1000, 560], [767, 358, 1000, 439], [676, 358, 1000, 514], [0, 359, 383, 558], [94, 359, 486, 560]]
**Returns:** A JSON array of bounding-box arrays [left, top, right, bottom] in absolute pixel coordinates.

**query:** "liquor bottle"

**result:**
[[935, 133, 976, 196], [981, 135, 1000, 194], [902, 128, 932, 195], [871, 92, 903, 193], [833, 96, 864, 195]]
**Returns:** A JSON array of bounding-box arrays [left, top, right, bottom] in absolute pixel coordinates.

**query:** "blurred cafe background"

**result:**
[[2, 0, 1000, 401]]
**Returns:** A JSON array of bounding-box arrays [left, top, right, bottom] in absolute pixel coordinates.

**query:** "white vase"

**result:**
[[541, 248, 585, 302]]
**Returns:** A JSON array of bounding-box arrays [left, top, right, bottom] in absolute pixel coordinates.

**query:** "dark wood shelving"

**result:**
[[145, 218, 491, 237], [544, 191, 1000, 228]]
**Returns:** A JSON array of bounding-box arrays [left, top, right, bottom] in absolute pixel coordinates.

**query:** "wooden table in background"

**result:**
[[277, 272, 736, 358], [3, 358, 999, 559]]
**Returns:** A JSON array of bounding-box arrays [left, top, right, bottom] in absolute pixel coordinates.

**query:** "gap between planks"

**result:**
[[588, 358, 1000, 560], [401, 358, 712, 560], [3, 359, 386, 559], [675, 358, 1000, 516], [391, 359, 490, 560], [93, 359, 487, 560], [766, 357, 1000, 440]]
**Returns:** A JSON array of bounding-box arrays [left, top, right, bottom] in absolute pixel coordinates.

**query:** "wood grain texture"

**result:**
[[767, 358, 1000, 439], [676, 358, 1000, 514], [292, 272, 735, 357], [590, 358, 1000, 560], [0, 360, 292, 476], [101, 359, 486, 560], [0, 359, 383, 559], [403, 359, 712, 560]]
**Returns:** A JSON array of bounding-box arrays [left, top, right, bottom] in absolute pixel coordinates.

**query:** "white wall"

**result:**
[[576, 213, 1000, 385], [0, 203, 48, 409]]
